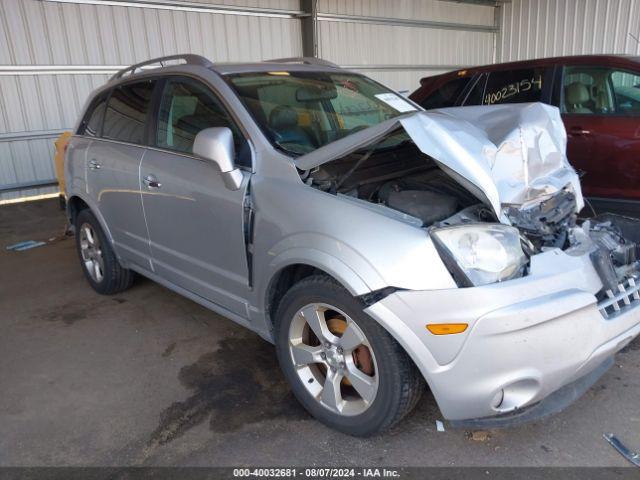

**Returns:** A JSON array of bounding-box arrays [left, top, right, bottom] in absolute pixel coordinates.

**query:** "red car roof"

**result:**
[[410, 54, 640, 103], [420, 54, 640, 84]]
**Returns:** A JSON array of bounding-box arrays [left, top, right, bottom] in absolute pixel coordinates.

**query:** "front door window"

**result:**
[[155, 78, 250, 166]]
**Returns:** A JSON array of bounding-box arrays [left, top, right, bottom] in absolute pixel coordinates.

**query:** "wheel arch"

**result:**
[[262, 259, 435, 396], [66, 194, 114, 244], [363, 299, 441, 399], [262, 245, 381, 330]]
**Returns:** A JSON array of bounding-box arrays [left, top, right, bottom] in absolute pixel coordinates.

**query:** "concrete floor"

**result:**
[[1, 198, 639, 467]]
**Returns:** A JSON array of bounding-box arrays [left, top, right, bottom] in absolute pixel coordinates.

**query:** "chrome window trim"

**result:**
[[77, 135, 254, 173]]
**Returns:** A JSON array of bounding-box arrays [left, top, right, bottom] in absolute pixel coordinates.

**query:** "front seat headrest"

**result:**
[[566, 82, 590, 105]]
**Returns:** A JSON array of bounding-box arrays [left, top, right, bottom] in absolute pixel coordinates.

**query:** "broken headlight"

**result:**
[[431, 224, 527, 287]]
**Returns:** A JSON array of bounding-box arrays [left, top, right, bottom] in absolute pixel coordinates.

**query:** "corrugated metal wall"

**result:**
[[499, 0, 640, 62], [0, 0, 303, 201], [317, 0, 496, 91], [0, 0, 499, 201]]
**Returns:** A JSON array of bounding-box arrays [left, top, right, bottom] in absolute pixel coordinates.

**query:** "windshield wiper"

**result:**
[[273, 141, 307, 157], [334, 138, 384, 191]]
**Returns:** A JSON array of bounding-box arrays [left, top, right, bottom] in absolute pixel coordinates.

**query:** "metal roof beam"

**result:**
[[39, 0, 306, 19], [317, 13, 497, 33]]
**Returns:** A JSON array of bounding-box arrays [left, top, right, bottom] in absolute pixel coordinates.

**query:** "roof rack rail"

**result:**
[[110, 54, 214, 81], [264, 57, 339, 68]]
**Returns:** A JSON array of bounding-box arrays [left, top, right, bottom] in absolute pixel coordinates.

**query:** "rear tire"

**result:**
[[74, 209, 134, 295], [274, 275, 424, 436]]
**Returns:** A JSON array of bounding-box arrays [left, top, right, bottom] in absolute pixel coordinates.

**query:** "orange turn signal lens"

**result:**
[[426, 323, 468, 335]]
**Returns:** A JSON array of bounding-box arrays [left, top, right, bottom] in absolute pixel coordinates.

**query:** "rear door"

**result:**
[[86, 80, 156, 269], [140, 76, 252, 314], [559, 65, 640, 212], [66, 91, 109, 199]]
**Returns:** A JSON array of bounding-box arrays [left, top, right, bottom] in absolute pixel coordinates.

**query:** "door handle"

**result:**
[[88, 159, 101, 170], [143, 174, 162, 189], [569, 127, 591, 136]]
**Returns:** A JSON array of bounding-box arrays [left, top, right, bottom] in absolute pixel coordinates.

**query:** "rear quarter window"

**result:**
[[78, 92, 109, 137]]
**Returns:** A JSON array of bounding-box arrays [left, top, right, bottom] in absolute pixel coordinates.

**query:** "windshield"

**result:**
[[226, 71, 417, 155]]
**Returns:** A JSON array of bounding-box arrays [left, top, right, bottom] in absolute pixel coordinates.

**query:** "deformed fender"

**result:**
[[259, 231, 393, 299], [364, 298, 444, 409], [364, 299, 441, 378], [265, 246, 383, 297]]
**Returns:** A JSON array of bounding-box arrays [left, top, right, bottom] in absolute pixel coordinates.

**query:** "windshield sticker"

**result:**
[[375, 93, 417, 113]]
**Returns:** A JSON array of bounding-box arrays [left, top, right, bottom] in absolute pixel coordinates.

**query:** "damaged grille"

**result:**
[[505, 189, 577, 250], [598, 277, 640, 319]]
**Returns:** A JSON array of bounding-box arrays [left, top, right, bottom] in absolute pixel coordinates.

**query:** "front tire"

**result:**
[[274, 275, 424, 436], [74, 209, 134, 295]]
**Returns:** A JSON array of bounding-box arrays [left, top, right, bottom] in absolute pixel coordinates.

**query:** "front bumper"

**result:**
[[365, 247, 640, 423]]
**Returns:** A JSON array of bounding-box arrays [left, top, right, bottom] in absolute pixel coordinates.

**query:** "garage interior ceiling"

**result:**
[[0, 0, 638, 200]]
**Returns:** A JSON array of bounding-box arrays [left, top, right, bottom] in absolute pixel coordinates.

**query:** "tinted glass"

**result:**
[[102, 80, 155, 144], [227, 71, 415, 155], [463, 74, 487, 106], [155, 78, 249, 165], [482, 68, 544, 105], [563, 66, 640, 115], [420, 76, 470, 110], [612, 70, 640, 115], [80, 92, 108, 137]]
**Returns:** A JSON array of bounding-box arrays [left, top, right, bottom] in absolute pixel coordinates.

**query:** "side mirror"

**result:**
[[193, 127, 243, 190]]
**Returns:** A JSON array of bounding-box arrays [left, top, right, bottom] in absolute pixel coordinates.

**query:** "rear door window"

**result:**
[[102, 80, 155, 145], [419, 76, 471, 110], [78, 91, 109, 137], [482, 68, 545, 105]]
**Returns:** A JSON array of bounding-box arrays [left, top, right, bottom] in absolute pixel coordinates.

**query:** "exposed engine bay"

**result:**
[[302, 133, 640, 297], [302, 138, 577, 250], [303, 140, 487, 226]]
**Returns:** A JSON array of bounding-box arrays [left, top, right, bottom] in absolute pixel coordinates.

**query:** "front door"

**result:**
[[140, 76, 251, 315], [560, 65, 640, 215]]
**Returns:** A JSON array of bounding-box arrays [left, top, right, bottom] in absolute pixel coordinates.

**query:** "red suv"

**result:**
[[410, 55, 640, 217]]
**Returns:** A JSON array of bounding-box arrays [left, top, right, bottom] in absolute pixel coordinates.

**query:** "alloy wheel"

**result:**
[[79, 223, 104, 283], [288, 303, 379, 416]]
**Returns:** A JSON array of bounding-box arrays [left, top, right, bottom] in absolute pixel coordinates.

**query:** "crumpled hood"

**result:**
[[295, 102, 584, 220]]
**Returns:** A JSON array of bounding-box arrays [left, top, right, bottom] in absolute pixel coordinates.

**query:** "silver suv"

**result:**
[[65, 54, 640, 436]]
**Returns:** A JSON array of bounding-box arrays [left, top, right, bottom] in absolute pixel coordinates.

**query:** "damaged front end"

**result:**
[[295, 102, 640, 296], [573, 214, 640, 318], [504, 188, 577, 251]]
